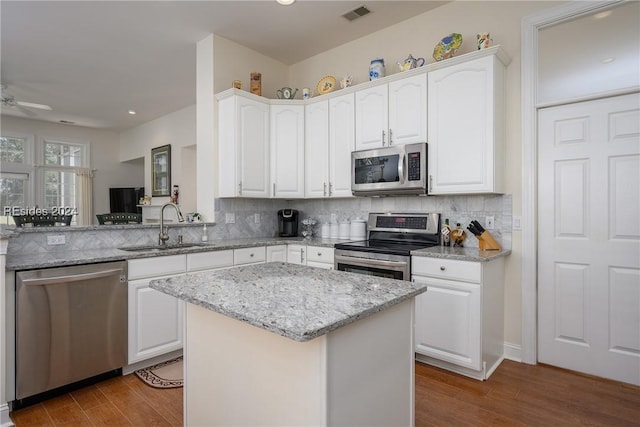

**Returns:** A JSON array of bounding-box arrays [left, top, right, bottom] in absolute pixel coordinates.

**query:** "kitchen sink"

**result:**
[[118, 242, 213, 252]]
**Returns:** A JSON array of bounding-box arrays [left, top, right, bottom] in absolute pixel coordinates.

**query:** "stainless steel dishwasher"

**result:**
[[16, 261, 128, 400]]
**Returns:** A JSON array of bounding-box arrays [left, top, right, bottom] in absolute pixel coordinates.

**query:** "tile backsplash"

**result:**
[[6, 194, 512, 254]]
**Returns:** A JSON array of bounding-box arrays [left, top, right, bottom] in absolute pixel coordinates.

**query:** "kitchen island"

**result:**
[[150, 262, 427, 426]]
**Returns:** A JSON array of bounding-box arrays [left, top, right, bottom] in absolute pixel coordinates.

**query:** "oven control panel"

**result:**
[[369, 212, 440, 235]]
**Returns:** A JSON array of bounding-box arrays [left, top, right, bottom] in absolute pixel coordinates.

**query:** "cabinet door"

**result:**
[[266, 245, 287, 262], [271, 104, 304, 198], [413, 275, 482, 370], [389, 74, 427, 145], [329, 93, 355, 197], [217, 96, 238, 197], [187, 250, 234, 272], [128, 276, 184, 364], [428, 55, 502, 194], [238, 96, 270, 197], [355, 85, 388, 150], [305, 100, 329, 198], [287, 244, 306, 265]]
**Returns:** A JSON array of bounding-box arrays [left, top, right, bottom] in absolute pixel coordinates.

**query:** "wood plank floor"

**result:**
[[10, 360, 640, 426]]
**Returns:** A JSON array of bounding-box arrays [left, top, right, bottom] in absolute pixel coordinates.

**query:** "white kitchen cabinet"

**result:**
[[128, 255, 186, 364], [287, 244, 334, 269], [187, 250, 234, 273], [306, 245, 334, 270], [305, 94, 354, 198], [427, 52, 507, 194], [287, 244, 306, 265], [217, 91, 270, 198], [271, 104, 305, 198], [412, 256, 505, 380], [234, 246, 266, 265], [266, 245, 287, 262], [355, 74, 427, 151]]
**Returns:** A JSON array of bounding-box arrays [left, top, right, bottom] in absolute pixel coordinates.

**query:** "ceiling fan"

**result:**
[[1, 83, 52, 116]]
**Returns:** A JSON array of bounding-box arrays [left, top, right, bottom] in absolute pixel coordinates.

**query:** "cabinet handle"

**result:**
[[329, 182, 333, 196], [382, 130, 386, 146], [323, 182, 327, 197], [273, 183, 276, 195], [389, 128, 393, 145], [301, 248, 305, 263], [429, 175, 433, 193], [440, 266, 446, 271], [239, 181, 242, 195]]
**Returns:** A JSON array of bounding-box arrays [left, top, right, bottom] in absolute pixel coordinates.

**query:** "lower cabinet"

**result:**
[[287, 244, 334, 269], [266, 245, 287, 262], [412, 256, 505, 380], [128, 255, 186, 364]]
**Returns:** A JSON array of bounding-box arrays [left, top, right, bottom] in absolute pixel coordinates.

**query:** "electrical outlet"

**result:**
[[225, 213, 235, 224], [485, 216, 495, 230], [254, 213, 260, 224], [513, 216, 522, 231], [47, 235, 66, 245]]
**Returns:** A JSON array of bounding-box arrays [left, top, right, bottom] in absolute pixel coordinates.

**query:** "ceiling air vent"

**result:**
[[342, 5, 371, 22]]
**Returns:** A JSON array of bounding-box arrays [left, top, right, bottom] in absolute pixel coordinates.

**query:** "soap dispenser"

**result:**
[[201, 224, 208, 242]]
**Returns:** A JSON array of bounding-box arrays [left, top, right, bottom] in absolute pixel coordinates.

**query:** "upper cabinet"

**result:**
[[427, 52, 507, 194], [305, 93, 355, 198], [355, 74, 427, 151], [271, 104, 305, 198], [218, 92, 270, 198]]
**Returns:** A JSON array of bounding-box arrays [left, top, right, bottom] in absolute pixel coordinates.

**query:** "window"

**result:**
[[0, 135, 33, 224], [41, 139, 87, 213], [0, 135, 90, 225]]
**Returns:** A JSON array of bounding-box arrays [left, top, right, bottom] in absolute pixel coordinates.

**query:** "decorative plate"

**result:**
[[433, 33, 463, 61], [316, 76, 337, 95]]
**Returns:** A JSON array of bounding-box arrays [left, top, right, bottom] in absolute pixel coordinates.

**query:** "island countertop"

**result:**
[[149, 262, 428, 342]]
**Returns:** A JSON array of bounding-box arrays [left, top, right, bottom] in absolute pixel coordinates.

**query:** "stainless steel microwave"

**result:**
[[351, 143, 428, 196]]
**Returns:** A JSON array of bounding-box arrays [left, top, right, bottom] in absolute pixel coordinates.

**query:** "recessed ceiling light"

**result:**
[[128, 110, 136, 115], [276, 0, 295, 5], [593, 10, 611, 19], [601, 57, 615, 64]]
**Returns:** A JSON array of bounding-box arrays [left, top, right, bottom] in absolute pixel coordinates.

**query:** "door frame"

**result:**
[[520, 0, 626, 364]]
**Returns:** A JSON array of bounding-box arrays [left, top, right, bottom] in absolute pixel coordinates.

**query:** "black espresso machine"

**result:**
[[278, 209, 299, 237]]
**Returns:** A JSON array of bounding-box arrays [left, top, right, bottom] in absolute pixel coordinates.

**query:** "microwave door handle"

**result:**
[[398, 153, 406, 184]]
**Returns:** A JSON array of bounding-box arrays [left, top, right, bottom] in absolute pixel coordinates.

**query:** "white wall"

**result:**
[[289, 1, 561, 348], [1, 115, 144, 220], [119, 104, 197, 213]]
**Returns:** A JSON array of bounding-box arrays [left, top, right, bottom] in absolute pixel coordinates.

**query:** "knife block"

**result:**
[[477, 230, 501, 250]]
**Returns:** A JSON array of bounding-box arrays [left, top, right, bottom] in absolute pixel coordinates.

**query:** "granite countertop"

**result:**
[[150, 261, 427, 342], [412, 245, 511, 262], [4, 236, 350, 270]]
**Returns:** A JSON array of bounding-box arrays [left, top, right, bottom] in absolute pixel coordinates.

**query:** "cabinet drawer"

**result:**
[[306, 246, 334, 264], [412, 257, 481, 283], [234, 246, 266, 265], [128, 255, 186, 280], [187, 250, 234, 272]]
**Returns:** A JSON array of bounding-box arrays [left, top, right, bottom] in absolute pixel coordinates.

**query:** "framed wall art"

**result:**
[[151, 144, 171, 197]]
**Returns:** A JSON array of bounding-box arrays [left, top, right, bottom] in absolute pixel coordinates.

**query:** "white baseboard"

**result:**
[[503, 342, 523, 363], [122, 350, 183, 375], [1, 403, 14, 427]]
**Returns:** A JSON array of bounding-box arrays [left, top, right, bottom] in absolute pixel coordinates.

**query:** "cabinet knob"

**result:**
[[440, 266, 446, 271], [250, 253, 254, 257], [317, 252, 322, 256]]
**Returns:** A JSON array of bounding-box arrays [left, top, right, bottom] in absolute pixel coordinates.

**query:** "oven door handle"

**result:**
[[335, 254, 408, 270], [398, 153, 406, 185]]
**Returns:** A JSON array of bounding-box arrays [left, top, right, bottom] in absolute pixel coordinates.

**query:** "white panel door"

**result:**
[[329, 93, 355, 197], [271, 104, 304, 198], [355, 85, 388, 150], [388, 74, 427, 146], [538, 93, 640, 385], [305, 100, 329, 198]]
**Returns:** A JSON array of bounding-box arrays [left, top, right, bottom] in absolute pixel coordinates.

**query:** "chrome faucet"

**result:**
[[159, 202, 185, 245]]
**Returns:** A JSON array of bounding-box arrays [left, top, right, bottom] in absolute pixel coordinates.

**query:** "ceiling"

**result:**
[[0, 1, 446, 131]]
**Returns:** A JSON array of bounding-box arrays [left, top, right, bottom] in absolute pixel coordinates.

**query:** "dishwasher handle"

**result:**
[[20, 268, 126, 286]]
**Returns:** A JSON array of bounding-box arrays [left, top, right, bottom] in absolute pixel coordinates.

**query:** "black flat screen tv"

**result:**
[[109, 187, 144, 214]]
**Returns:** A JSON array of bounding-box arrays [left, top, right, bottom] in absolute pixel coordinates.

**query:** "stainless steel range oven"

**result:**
[[334, 213, 441, 281]]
